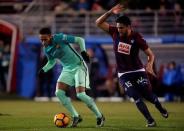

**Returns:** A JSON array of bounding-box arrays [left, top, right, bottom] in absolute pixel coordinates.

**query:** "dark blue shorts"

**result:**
[[119, 71, 153, 100]]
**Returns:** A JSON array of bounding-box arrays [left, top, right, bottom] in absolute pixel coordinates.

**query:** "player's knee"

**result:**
[[76, 92, 86, 100], [134, 98, 142, 104], [146, 94, 158, 104], [55, 89, 63, 97], [55, 90, 59, 97], [55, 89, 68, 105], [76, 92, 93, 105], [152, 96, 159, 104]]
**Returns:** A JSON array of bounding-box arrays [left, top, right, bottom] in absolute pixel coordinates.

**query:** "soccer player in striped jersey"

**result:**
[[38, 28, 105, 127], [96, 4, 168, 127]]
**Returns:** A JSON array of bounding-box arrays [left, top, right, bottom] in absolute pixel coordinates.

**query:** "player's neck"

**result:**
[[119, 29, 132, 37], [127, 29, 132, 36]]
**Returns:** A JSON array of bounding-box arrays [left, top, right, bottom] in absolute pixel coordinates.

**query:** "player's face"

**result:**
[[39, 34, 52, 47], [116, 23, 129, 36]]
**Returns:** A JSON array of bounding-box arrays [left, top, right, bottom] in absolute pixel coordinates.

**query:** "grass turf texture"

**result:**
[[0, 100, 184, 131]]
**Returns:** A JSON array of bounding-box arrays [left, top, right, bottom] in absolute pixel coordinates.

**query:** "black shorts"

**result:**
[[119, 71, 152, 99]]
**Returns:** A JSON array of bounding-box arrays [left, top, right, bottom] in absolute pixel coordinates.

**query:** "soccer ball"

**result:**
[[54, 113, 70, 128]]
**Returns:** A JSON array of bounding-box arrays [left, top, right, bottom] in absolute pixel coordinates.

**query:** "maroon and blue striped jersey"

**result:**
[[109, 25, 149, 73]]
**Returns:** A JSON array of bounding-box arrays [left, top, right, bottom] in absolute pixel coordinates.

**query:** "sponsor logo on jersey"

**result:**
[[118, 42, 131, 55]]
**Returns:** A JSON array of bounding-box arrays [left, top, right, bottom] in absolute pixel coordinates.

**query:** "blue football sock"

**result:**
[[55, 89, 79, 117], [77, 92, 102, 118]]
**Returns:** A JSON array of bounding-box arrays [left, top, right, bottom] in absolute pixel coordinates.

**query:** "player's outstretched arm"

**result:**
[[62, 34, 86, 52], [61, 34, 90, 63], [144, 48, 156, 77], [75, 37, 90, 63], [38, 59, 56, 77], [95, 4, 125, 33], [75, 37, 86, 52], [42, 59, 56, 72]]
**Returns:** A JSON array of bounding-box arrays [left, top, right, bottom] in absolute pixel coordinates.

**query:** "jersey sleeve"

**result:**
[[54, 33, 86, 52], [42, 59, 56, 72], [54, 33, 75, 44], [42, 52, 56, 72], [74, 37, 86, 52], [136, 33, 148, 51]]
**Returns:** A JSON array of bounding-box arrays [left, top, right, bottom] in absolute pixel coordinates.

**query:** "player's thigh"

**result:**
[[57, 70, 75, 87], [125, 87, 141, 100], [140, 83, 157, 103], [136, 72, 154, 101], [119, 76, 140, 100], [74, 66, 90, 89], [56, 82, 70, 91]]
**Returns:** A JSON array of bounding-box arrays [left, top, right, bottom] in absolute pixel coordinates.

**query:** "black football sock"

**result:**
[[147, 94, 166, 113], [153, 98, 166, 113], [135, 99, 154, 122]]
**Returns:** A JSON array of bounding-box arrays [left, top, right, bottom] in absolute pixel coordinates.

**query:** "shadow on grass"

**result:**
[[0, 92, 29, 101], [0, 113, 11, 116]]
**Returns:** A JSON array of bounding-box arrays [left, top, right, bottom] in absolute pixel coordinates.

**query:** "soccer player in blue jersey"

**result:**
[[96, 4, 168, 127], [38, 28, 105, 127]]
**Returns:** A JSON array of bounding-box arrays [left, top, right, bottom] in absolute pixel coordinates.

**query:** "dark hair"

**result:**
[[115, 15, 131, 26], [39, 27, 51, 35]]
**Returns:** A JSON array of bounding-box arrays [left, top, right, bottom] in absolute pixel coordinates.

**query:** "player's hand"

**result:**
[[145, 63, 156, 77], [81, 51, 90, 63], [38, 69, 45, 77], [110, 4, 126, 14]]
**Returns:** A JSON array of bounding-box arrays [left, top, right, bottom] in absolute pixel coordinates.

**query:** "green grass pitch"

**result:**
[[0, 100, 184, 131]]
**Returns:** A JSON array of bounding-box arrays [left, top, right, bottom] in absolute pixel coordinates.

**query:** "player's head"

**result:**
[[115, 15, 131, 35], [39, 27, 52, 47]]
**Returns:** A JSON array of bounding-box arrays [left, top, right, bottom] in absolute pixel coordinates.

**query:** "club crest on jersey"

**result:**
[[118, 42, 131, 55]]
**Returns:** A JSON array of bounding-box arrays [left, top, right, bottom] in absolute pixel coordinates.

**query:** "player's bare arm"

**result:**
[[144, 48, 156, 77], [95, 4, 125, 33]]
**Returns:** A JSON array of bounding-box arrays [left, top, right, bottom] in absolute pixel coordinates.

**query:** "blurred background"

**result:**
[[0, 0, 184, 102]]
